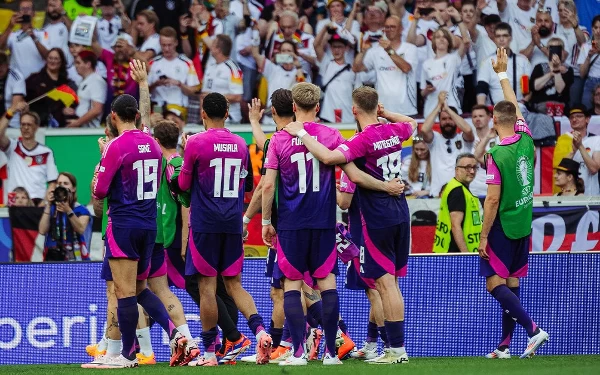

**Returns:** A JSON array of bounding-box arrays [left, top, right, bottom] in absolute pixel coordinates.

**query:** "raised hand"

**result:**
[[248, 98, 264, 124], [129, 59, 148, 83], [438, 90, 448, 104], [492, 47, 508, 74]]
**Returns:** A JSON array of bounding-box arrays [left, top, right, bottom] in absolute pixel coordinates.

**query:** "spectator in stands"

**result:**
[[95, 0, 131, 50], [66, 42, 108, 85], [554, 157, 585, 196], [579, 15, 600, 110], [251, 40, 306, 124], [164, 106, 186, 153], [39, 172, 91, 261], [360, 2, 386, 45], [498, 0, 557, 58], [470, 14, 502, 70], [471, 104, 497, 197], [0, 103, 58, 206], [529, 37, 574, 113], [26, 48, 75, 128], [354, 15, 418, 117], [92, 33, 138, 114], [0, 0, 49, 79], [592, 84, 600, 116], [148, 27, 200, 120], [0, 52, 26, 128], [265, 11, 317, 80], [134, 10, 161, 61], [315, 1, 361, 66], [65, 51, 106, 128], [422, 91, 475, 197], [201, 35, 244, 123], [565, 105, 600, 197], [316, 32, 355, 123], [265, 0, 314, 36], [43, 0, 73, 67], [128, 0, 189, 32], [523, 9, 567, 70], [556, 0, 588, 107], [477, 22, 531, 105], [421, 26, 468, 117], [10, 186, 34, 207], [433, 153, 482, 253], [401, 134, 432, 197], [236, 7, 260, 118], [458, 1, 479, 113]]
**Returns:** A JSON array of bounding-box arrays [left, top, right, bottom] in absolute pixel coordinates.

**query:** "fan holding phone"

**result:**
[[528, 38, 574, 114]]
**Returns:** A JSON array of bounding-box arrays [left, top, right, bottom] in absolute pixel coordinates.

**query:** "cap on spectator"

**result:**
[[164, 104, 187, 122], [373, 0, 388, 14], [112, 33, 135, 48], [568, 104, 590, 117], [327, 0, 346, 8], [329, 32, 350, 45], [555, 158, 580, 177]]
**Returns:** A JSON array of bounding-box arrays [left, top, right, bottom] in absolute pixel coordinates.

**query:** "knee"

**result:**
[[270, 287, 283, 303], [374, 275, 395, 294]]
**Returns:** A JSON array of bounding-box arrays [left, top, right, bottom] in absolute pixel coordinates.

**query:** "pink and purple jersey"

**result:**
[[93, 129, 162, 230], [486, 119, 532, 185], [178, 128, 249, 234], [336, 122, 413, 229], [264, 122, 345, 230], [339, 172, 363, 246]]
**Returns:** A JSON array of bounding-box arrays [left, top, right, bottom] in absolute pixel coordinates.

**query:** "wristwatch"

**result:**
[[387, 48, 396, 56]]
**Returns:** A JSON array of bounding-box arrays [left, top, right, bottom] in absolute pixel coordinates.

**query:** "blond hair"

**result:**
[[292, 83, 321, 111]]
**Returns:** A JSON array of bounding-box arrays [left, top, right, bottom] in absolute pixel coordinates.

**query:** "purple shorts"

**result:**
[[104, 223, 156, 280], [480, 220, 529, 279], [185, 231, 244, 277], [101, 253, 112, 281], [275, 229, 338, 281], [345, 254, 376, 290], [361, 223, 410, 280], [148, 243, 167, 279], [266, 247, 282, 289], [165, 246, 186, 289]]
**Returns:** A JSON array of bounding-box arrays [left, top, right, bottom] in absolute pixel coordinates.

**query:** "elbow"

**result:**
[[323, 155, 338, 166], [486, 195, 500, 206], [263, 181, 275, 194], [338, 201, 351, 210]]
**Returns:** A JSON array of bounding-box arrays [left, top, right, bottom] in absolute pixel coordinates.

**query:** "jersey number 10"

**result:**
[[133, 159, 159, 200], [210, 158, 242, 198]]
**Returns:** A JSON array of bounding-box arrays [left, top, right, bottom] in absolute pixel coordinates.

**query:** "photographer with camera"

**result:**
[[39, 172, 92, 261]]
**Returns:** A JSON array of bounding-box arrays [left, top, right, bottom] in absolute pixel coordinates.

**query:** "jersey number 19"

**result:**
[[133, 159, 159, 200], [377, 150, 402, 181]]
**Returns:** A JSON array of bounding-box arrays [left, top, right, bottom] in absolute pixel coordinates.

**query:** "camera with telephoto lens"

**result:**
[[53, 186, 70, 204]]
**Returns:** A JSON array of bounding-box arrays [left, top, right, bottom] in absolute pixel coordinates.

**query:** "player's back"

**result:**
[[101, 129, 162, 229], [267, 122, 344, 230], [187, 128, 248, 234], [345, 123, 412, 229]]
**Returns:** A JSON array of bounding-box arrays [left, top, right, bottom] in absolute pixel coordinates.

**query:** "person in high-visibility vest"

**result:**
[[433, 153, 482, 253]]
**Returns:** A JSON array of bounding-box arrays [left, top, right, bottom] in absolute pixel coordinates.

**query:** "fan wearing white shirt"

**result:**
[[520, 10, 567, 70], [354, 15, 419, 116], [43, 0, 73, 67], [134, 9, 161, 61], [251, 40, 305, 124], [0, 0, 49, 80], [315, 31, 356, 123], [316, 0, 361, 65], [476, 23, 532, 105], [65, 51, 106, 128], [201, 35, 244, 123], [469, 13, 503, 70], [421, 27, 468, 117], [96, 0, 131, 50], [0, 53, 26, 128], [471, 105, 498, 197], [421, 91, 475, 197], [148, 27, 201, 111]]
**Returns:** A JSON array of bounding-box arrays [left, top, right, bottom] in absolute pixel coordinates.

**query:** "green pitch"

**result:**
[[2, 356, 599, 375]]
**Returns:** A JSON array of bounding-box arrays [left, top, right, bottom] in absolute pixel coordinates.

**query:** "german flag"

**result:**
[[9, 207, 44, 262], [47, 84, 79, 107]]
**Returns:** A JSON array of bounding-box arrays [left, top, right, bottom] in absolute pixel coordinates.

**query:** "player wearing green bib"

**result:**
[[478, 48, 549, 361]]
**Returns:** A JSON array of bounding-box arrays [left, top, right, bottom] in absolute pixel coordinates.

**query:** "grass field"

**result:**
[[2, 356, 599, 375]]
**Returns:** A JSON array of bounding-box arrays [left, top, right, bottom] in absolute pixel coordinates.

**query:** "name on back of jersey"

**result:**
[[138, 144, 152, 153], [214, 143, 239, 152], [373, 136, 400, 151], [292, 135, 317, 146]]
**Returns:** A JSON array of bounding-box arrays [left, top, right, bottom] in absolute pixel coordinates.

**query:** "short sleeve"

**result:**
[[263, 134, 279, 170], [485, 154, 502, 185], [229, 66, 244, 95], [339, 172, 356, 194], [185, 61, 200, 86], [12, 73, 26, 97], [403, 43, 419, 70], [392, 122, 414, 141], [46, 150, 59, 182], [90, 76, 107, 104], [362, 48, 376, 71], [2, 139, 18, 156], [100, 49, 113, 66], [147, 60, 159, 85], [447, 187, 466, 213], [74, 204, 91, 217], [514, 118, 532, 137], [336, 133, 368, 163]]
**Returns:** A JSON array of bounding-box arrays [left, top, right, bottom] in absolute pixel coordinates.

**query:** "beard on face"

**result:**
[[441, 124, 457, 138], [48, 11, 62, 20], [538, 26, 551, 38]]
